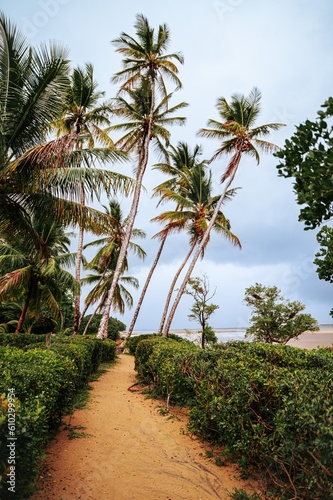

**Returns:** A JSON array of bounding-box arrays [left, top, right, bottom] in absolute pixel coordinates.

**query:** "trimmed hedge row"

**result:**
[[134, 338, 333, 499], [125, 332, 191, 356], [0, 334, 117, 499]]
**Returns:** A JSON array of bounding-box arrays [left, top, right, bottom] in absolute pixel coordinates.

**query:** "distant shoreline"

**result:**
[[131, 325, 333, 350]]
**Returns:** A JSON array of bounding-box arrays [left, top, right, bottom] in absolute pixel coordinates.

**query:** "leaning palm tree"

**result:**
[[155, 162, 241, 335], [97, 52, 187, 339], [79, 199, 146, 331], [54, 63, 116, 334], [0, 13, 133, 257], [162, 87, 285, 334], [126, 142, 206, 337]]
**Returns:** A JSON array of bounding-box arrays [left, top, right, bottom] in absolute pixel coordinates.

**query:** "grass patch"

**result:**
[[63, 424, 92, 440]]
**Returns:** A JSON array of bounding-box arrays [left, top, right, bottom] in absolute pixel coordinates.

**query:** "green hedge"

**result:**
[[126, 332, 191, 356], [0, 333, 47, 349], [0, 334, 117, 498], [133, 340, 333, 499]]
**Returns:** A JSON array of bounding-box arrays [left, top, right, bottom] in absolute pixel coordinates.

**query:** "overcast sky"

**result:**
[[2, 0, 333, 330]]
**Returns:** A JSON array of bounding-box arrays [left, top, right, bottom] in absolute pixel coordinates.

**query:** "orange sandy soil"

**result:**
[[31, 354, 261, 500]]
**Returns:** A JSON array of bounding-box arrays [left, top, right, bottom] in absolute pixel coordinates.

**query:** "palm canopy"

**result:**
[[0, 12, 70, 164], [110, 77, 188, 159], [55, 62, 114, 148], [153, 142, 207, 202], [198, 87, 285, 181], [112, 13, 184, 95], [0, 14, 134, 247], [152, 163, 241, 252], [83, 199, 146, 273]]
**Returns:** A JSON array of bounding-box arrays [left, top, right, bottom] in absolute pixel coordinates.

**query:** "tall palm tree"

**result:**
[[0, 13, 134, 258], [55, 63, 116, 334], [0, 214, 77, 333], [79, 199, 146, 331], [126, 142, 206, 337], [155, 163, 241, 335], [97, 18, 187, 340], [162, 87, 285, 334]]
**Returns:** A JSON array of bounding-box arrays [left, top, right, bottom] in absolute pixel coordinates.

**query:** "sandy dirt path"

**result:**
[[32, 354, 260, 500]]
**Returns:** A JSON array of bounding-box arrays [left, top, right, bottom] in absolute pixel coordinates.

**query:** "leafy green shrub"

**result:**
[[99, 339, 117, 362], [0, 347, 78, 429], [0, 392, 48, 500], [134, 337, 164, 381], [0, 333, 46, 349], [126, 333, 159, 356], [126, 332, 190, 356], [147, 341, 199, 406], [188, 343, 333, 499]]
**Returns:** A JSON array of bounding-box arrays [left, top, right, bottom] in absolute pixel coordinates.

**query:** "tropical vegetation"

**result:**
[[1, 11, 329, 500]]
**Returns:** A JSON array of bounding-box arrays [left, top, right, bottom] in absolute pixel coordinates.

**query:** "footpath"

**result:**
[[32, 354, 260, 500]]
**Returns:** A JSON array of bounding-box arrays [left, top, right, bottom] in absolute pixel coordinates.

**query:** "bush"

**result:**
[[0, 392, 48, 500], [133, 340, 333, 498], [189, 343, 333, 499], [0, 334, 117, 498], [0, 333, 47, 349]]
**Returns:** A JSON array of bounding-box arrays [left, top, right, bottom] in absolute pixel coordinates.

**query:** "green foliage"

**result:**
[[185, 275, 219, 348], [79, 314, 125, 340], [315, 226, 333, 283], [0, 333, 47, 348], [126, 332, 190, 356], [133, 340, 333, 498], [0, 393, 48, 500], [229, 488, 261, 500], [244, 283, 319, 344], [0, 334, 116, 497], [275, 96, 333, 229], [314, 226, 333, 317]]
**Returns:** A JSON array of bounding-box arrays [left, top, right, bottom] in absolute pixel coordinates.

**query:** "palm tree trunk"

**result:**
[[163, 151, 242, 336], [97, 83, 156, 339], [160, 240, 197, 336], [78, 266, 109, 332], [127, 234, 167, 337], [73, 182, 85, 335], [15, 284, 33, 333], [82, 303, 102, 336]]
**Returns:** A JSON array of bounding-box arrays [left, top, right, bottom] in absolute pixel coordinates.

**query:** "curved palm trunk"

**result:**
[[73, 182, 85, 335], [97, 86, 156, 339], [127, 234, 168, 337], [160, 240, 197, 336], [163, 151, 242, 336], [82, 303, 102, 336], [15, 283, 34, 333], [78, 266, 109, 332]]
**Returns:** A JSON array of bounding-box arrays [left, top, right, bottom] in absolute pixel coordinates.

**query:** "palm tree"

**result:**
[[0, 214, 77, 333], [97, 16, 187, 340], [0, 13, 134, 256], [79, 199, 146, 331], [162, 87, 285, 334], [155, 163, 241, 335], [55, 62, 116, 334], [126, 142, 206, 337]]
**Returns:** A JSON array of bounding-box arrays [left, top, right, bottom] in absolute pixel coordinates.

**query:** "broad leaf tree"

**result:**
[[244, 283, 319, 344], [184, 274, 219, 349], [275, 97, 333, 229]]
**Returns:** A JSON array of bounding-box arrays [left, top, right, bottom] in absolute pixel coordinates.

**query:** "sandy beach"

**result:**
[[135, 326, 333, 350], [287, 327, 333, 349]]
